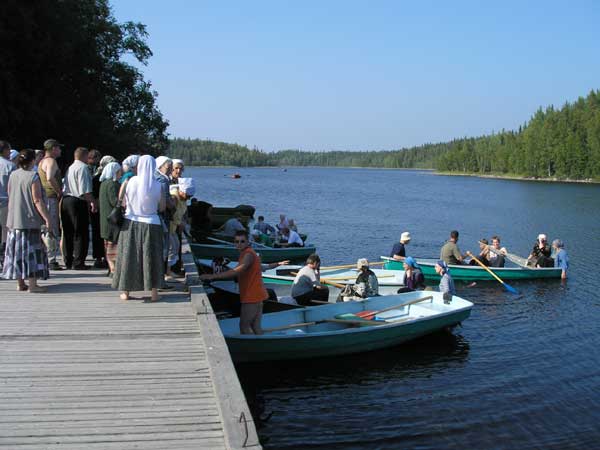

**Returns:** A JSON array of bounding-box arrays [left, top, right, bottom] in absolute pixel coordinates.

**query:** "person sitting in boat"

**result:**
[[527, 233, 553, 267], [254, 215, 276, 235], [291, 253, 329, 306], [199, 230, 269, 335], [276, 214, 289, 234], [487, 235, 507, 267], [440, 230, 468, 265], [435, 260, 455, 303], [250, 228, 273, 246], [288, 218, 298, 232], [469, 238, 491, 266], [218, 213, 246, 237], [276, 227, 304, 248], [399, 256, 426, 292], [552, 239, 569, 280], [390, 231, 411, 261], [353, 258, 379, 298]]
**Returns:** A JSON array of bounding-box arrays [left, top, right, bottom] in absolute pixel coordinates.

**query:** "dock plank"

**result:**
[[0, 244, 261, 449]]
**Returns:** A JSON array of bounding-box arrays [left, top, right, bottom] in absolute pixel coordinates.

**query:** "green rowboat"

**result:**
[[190, 242, 316, 264], [381, 256, 562, 281]]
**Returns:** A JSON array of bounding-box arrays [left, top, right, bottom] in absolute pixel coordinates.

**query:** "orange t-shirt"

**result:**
[[238, 247, 268, 303]]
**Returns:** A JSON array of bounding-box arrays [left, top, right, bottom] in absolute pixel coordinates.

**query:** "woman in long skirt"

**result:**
[[2, 149, 51, 292], [112, 155, 165, 301]]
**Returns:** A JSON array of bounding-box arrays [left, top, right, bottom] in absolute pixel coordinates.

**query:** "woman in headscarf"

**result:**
[[99, 162, 122, 276], [165, 177, 195, 280], [112, 155, 165, 301], [119, 155, 139, 184], [171, 159, 184, 185], [402, 256, 425, 291], [435, 260, 455, 303], [89, 152, 115, 269], [2, 149, 51, 292]]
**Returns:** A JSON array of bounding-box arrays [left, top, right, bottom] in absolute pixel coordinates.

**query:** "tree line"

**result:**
[[1, 0, 168, 161], [170, 90, 600, 181]]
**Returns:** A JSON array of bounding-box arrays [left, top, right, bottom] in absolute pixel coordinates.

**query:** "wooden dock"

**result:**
[[0, 248, 260, 449]]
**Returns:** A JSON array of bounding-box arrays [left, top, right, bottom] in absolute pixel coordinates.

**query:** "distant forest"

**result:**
[[168, 89, 600, 180]]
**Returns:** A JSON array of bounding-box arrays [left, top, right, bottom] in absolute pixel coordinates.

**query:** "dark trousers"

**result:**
[[61, 196, 89, 267], [90, 210, 105, 260], [293, 286, 330, 306]]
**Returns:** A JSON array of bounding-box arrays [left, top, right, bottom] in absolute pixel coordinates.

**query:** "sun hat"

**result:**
[[356, 258, 369, 269], [400, 231, 411, 242]]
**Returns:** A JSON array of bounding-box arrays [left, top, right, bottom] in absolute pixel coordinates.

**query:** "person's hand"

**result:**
[[45, 219, 51, 231], [278, 260, 290, 266], [90, 201, 98, 213]]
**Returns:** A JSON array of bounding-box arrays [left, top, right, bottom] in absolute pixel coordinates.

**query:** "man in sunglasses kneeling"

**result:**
[[199, 230, 268, 334]]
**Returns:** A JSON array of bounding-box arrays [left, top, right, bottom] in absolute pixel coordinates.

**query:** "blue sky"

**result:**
[[112, 1, 600, 151]]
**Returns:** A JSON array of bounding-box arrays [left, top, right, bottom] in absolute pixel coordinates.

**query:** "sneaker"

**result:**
[[93, 259, 108, 269], [73, 264, 92, 270], [49, 261, 64, 271]]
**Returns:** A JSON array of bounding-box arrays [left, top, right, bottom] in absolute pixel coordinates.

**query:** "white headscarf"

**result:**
[[126, 155, 161, 217], [122, 155, 140, 172], [9, 149, 19, 161], [155, 156, 172, 170], [96, 155, 118, 176], [137, 155, 158, 193], [99, 162, 121, 182], [172, 158, 184, 167]]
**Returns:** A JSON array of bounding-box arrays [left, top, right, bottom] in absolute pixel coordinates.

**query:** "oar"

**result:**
[[321, 261, 385, 271], [356, 295, 433, 320], [207, 235, 269, 249], [290, 272, 346, 289], [466, 251, 519, 294], [488, 246, 529, 268], [321, 274, 396, 281], [262, 317, 384, 333]]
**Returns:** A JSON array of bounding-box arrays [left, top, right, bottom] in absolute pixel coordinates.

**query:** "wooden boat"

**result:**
[[381, 256, 563, 281], [219, 291, 473, 362], [190, 242, 316, 264], [261, 265, 406, 296]]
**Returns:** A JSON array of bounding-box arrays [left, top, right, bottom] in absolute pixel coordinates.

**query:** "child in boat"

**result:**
[[552, 239, 569, 280], [435, 260, 455, 303]]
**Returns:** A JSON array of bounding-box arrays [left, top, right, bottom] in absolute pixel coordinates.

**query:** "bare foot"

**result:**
[[149, 295, 160, 302], [120, 293, 129, 301]]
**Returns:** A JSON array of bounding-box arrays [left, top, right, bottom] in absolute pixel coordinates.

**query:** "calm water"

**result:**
[[189, 167, 600, 450]]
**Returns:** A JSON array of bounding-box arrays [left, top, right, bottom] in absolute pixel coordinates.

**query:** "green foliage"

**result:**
[[170, 90, 600, 180], [0, 0, 168, 159]]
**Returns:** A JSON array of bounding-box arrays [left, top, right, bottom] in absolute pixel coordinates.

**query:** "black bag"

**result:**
[[107, 183, 127, 226]]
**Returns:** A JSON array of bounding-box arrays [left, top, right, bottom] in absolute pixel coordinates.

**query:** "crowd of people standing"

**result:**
[[0, 138, 195, 299]]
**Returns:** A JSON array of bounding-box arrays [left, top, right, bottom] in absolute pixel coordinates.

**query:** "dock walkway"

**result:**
[[0, 250, 260, 449]]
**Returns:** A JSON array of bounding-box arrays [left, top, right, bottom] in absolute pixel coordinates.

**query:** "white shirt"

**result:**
[[286, 230, 304, 246]]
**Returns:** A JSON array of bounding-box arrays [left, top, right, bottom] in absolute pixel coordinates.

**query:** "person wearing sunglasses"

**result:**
[[199, 230, 268, 334]]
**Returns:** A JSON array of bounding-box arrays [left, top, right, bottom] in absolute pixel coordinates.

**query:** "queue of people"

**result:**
[[0, 138, 196, 297]]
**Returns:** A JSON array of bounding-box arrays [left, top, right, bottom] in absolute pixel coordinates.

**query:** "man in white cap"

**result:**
[[390, 231, 411, 261]]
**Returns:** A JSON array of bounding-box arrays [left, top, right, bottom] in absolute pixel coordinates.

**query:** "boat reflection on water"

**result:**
[[238, 331, 471, 433]]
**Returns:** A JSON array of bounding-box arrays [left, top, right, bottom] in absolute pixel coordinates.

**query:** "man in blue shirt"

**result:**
[[390, 231, 411, 261], [552, 239, 569, 280]]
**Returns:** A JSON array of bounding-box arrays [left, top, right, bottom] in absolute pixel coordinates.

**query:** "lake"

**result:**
[[188, 166, 600, 450]]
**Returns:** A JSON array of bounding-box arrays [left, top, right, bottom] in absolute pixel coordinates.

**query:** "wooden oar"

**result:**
[[262, 316, 383, 333], [207, 235, 270, 249], [488, 246, 529, 268], [356, 295, 433, 320], [263, 321, 316, 332], [290, 272, 346, 289], [466, 251, 519, 294], [321, 261, 385, 271], [320, 274, 396, 281]]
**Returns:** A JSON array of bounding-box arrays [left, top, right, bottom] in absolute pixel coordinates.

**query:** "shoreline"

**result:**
[[185, 165, 599, 184], [433, 171, 600, 185]]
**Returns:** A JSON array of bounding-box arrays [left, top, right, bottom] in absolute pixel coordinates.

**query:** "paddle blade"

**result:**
[[503, 282, 519, 295], [355, 310, 375, 320]]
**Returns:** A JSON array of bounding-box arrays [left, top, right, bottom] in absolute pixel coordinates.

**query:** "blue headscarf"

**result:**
[[436, 260, 449, 274], [405, 256, 419, 268]]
